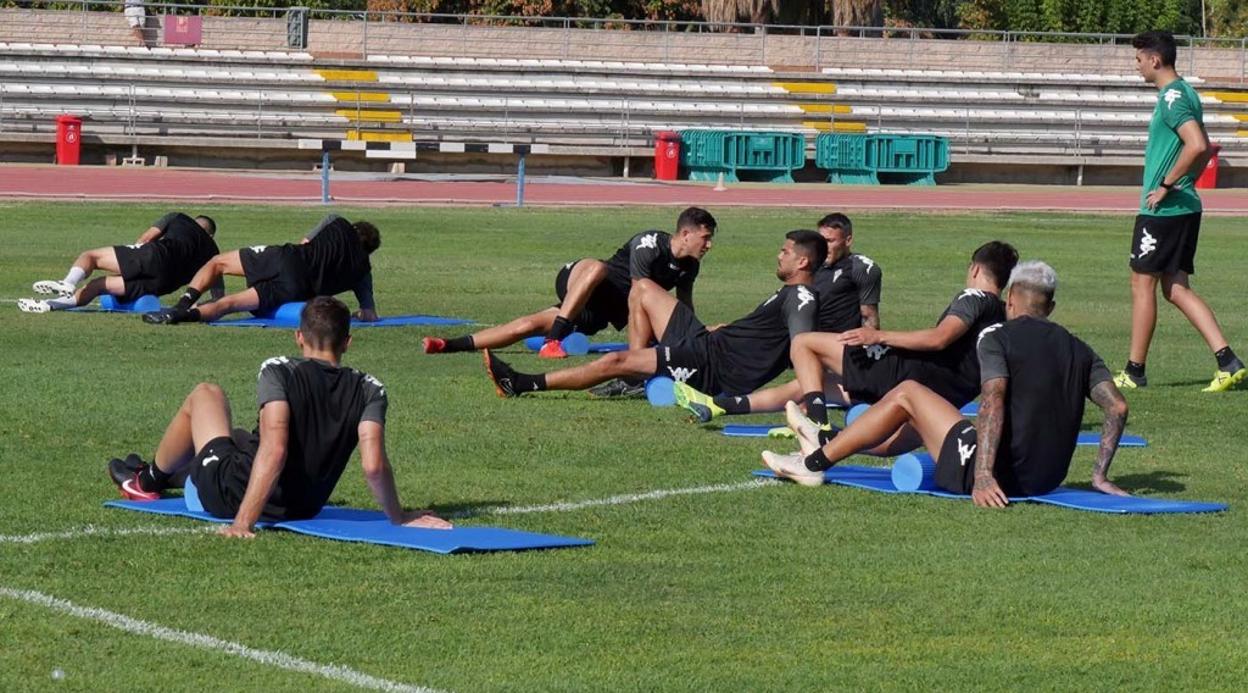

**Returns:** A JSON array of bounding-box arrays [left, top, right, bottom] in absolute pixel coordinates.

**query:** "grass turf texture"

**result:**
[[2, 202, 1246, 690]]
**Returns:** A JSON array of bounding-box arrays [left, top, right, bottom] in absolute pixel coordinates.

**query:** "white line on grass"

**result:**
[[460, 478, 777, 518], [0, 525, 212, 545], [0, 586, 442, 693]]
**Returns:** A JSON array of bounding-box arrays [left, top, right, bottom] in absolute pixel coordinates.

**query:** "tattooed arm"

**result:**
[[1088, 379, 1130, 496], [860, 304, 880, 330], [971, 377, 1009, 508]]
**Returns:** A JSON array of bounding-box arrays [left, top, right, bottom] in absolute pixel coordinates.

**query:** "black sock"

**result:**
[[137, 463, 172, 493], [1215, 347, 1239, 370], [801, 391, 827, 425], [817, 427, 840, 446], [174, 287, 202, 311], [547, 316, 575, 342], [713, 394, 751, 415], [804, 448, 832, 472], [185, 307, 202, 323], [1125, 360, 1146, 378], [444, 335, 475, 353], [512, 372, 547, 392]]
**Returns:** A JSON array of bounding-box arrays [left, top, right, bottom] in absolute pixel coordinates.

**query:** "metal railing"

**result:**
[[2, 1, 1245, 81]]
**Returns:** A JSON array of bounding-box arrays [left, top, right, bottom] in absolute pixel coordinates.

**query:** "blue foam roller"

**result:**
[[891, 453, 938, 492], [269, 302, 306, 326], [561, 332, 590, 356], [183, 475, 204, 513], [844, 403, 870, 427], [646, 376, 676, 407], [98, 295, 121, 311], [99, 294, 162, 313], [523, 336, 545, 351]]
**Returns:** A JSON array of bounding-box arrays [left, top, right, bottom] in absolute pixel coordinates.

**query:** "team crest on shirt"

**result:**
[[636, 233, 659, 250], [1138, 228, 1157, 257], [796, 286, 815, 311], [832, 269, 843, 284], [1164, 89, 1181, 109]]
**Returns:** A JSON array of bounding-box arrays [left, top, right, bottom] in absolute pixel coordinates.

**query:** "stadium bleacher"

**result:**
[[0, 14, 1245, 181]]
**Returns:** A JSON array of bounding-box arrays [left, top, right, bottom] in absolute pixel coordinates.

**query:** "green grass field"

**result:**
[[1, 202, 1246, 691]]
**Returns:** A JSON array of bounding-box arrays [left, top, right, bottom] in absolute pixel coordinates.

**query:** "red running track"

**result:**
[[1, 164, 1245, 213]]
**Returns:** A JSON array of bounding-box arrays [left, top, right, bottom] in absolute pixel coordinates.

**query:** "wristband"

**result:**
[[1160, 181, 1175, 190]]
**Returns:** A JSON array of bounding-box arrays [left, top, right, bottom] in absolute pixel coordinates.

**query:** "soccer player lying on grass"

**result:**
[[424, 206, 716, 369], [109, 297, 451, 536], [673, 211, 881, 421], [764, 260, 1131, 508], [142, 214, 380, 325], [483, 230, 825, 400], [19, 212, 222, 313]]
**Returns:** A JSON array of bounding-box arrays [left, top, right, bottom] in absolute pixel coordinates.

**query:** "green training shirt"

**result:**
[[1140, 77, 1203, 216]]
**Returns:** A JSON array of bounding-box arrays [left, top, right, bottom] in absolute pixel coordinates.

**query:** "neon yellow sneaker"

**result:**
[[766, 426, 796, 439], [673, 381, 724, 423], [1202, 366, 1246, 392], [1113, 370, 1146, 390]]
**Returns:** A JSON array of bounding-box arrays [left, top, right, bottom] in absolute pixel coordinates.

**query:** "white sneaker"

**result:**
[[17, 298, 50, 313], [32, 280, 74, 297], [784, 400, 821, 456], [761, 450, 825, 487]]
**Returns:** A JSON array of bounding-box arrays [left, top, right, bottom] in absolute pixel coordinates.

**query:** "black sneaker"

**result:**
[[142, 307, 189, 325], [108, 455, 160, 501], [483, 349, 518, 398], [588, 378, 646, 399]]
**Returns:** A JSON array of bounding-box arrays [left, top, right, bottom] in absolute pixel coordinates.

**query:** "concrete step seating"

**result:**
[[821, 66, 1205, 85]]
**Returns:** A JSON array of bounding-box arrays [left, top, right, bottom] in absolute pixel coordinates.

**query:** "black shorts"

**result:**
[[1129, 213, 1201, 276], [188, 429, 259, 519], [114, 244, 176, 301], [655, 338, 719, 394], [841, 346, 974, 406], [554, 261, 629, 334], [934, 420, 978, 494], [241, 245, 311, 313]]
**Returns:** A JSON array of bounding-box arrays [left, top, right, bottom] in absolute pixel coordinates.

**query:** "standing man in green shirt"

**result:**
[[1115, 31, 1243, 392]]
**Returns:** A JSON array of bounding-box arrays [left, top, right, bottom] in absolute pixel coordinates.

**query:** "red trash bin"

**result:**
[[1195, 143, 1221, 190], [55, 114, 82, 166], [654, 131, 681, 181]]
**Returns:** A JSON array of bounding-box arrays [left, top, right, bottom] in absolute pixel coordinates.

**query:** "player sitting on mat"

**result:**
[[673, 211, 882, 422], [142, 214, 380, 325], [109, 296, 451, 536], [739, 240, 1016, 458], [424, 207, 717, 370], [482, 230, 824, 400], [19, 212, 222, 313], [764, 260, 1131, 507]]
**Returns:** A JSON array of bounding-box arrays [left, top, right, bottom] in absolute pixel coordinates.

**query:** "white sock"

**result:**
[[63, 267, 87, 287], [47, 296, 77, 311]]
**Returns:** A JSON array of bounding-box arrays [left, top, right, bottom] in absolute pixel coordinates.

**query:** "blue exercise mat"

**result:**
[[69, 294, 162, 313], [104, 498, 594, 554], [206, 302, 473, 329], [723, 424, 1146, 447], [522, 334, 627, 355], [752, 463, 1226, 514]]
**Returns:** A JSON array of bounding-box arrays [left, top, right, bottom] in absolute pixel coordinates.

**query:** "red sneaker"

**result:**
[[422, 336, 446, 354], [118, 471, 161, 501], [538, 339, 568, 359]]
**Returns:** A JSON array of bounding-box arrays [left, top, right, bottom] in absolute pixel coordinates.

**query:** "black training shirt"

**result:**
[[602, 231, 700, 297], [977, 316, 1112, 495], [252, 356, 388, 520], [294, 216, 373, 301], [710, 284, 818, 394], [148, 212, 219, 283], [931, 288, 1006, 388], [814, 253, 882, 332]]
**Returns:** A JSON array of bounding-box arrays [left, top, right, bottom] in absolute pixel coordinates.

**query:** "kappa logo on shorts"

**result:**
[[667, 366, 698, 382], [248, 245, 268, 254], [1138, 228, 1157, 257], [635, 233, 659, 251], [125, 243, 143, 249], [201, 454, 220, 468], [863, 344, 890, 361], [957, 433, 976, 467]]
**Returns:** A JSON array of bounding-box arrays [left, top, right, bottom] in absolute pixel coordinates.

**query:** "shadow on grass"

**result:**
[[1066, 470, 1187, 494]]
